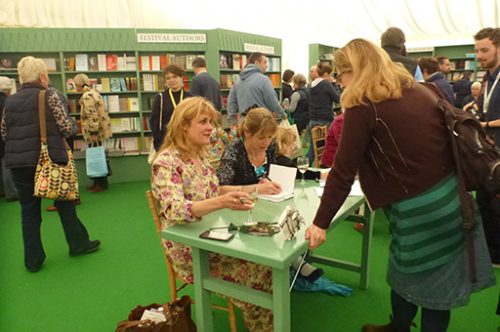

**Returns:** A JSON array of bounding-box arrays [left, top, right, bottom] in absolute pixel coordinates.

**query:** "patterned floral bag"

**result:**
[[34, 90, 79, 201]]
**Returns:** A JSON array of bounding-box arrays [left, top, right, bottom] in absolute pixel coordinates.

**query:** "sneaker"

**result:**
[[46, 205, 57, 212], [70, 240, 101, 257]]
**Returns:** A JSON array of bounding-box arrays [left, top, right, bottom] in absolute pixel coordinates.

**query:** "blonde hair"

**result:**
[[17, 56, 47, 84], [161, 97, 217, 154], [74, 73, 91, 92], [334, 38, 415, 108], [275, 127, 297, 156], [471, 81, 482, 90], [0, 76, 12, 92], [237, 107, 277, 138]]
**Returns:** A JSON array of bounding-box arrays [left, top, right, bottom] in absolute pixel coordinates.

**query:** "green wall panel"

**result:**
[[215, 29, 281, 55], [434, 45, 475, 59]]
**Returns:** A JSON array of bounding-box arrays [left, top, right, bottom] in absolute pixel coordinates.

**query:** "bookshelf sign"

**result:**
[[244, 43, 275, 55], [137, 33, 206, 44]]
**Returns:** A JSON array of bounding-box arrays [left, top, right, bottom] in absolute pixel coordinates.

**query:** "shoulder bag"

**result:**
[[34, 90, 80, 201]]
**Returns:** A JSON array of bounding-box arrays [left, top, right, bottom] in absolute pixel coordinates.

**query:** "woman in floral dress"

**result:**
[[151, 97, 274, 331]]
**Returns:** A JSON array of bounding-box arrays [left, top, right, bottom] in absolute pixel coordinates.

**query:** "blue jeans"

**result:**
[[11, 167, 91, 270]]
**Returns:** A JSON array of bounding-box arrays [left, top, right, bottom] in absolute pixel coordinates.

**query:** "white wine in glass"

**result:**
[[297, 157, 309, 184], [243, 186, 259, 225]]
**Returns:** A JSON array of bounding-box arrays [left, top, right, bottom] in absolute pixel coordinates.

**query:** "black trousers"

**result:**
[[476, 189, 500, 263], [11, 167, 91, 270]]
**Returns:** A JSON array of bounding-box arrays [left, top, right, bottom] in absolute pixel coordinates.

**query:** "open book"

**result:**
[[258, 164, 297, 202]]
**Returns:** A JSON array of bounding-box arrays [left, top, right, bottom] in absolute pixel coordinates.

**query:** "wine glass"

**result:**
[[243, 186, 259, 226], [297, 156, 309, 184]]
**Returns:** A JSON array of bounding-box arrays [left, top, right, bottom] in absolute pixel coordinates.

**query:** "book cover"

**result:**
[[66, 79, 77, 92], [0, 58, 14, 70], [186, 55, 196, 70], [128, 97, 140, 111], [100, 77, 111, 92], [232, 54, 241, 70], [159, 55, 168, 69], [107, 95, 120, 113], [110, 77, 121, 92], [110, 118, 123, 131], [88, 78, 98, 90], [66, 57, 75, 71], [140, 55, 150, 71], [67, 99, 78, 114], [151, 56, 161, 71], [219, 54, 228, 68], [75, 54, 89, 71], [125, 56, 136, 71], [97, 54, 107, 71], [118, 98, 128, 112], [88, 56, 98, 71], [106, 54, 118, 71], [174, 55, 186, 69], [42, 58, 57, 72], [130, 77, 138, 91], [117, 56, 126, 71], [119, 77, 127, 91]]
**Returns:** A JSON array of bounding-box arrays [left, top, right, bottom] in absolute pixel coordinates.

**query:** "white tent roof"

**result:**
[[1, 0, 497, 74]]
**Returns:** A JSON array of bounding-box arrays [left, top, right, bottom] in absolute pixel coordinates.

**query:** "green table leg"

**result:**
[[191, 247, 214, 331], [360, 202, 374, 289], [272, 267, 291, 332]]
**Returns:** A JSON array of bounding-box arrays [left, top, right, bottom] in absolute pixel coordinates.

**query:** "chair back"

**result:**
[[311, 125, 328, 167], [146, 190, 185, 301]]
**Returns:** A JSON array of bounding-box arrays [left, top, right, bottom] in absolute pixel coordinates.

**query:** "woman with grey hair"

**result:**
[[462, 81, 484, 120], [1, 57, 100, 272]]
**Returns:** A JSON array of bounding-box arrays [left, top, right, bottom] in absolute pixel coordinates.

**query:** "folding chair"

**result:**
[[145, 191, 237, 332]]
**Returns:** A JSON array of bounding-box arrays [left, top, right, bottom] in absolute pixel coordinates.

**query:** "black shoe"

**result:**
[[70, 240, 101, 257], [26, 254, 46, 273]]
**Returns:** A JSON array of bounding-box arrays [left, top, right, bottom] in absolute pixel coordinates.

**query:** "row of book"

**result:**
[[449, 59, 476, 71], [67, 76, 138, 93], [142, 74, 191, 92], [220, 73, 280, 89], [66, 53, 137, 72], [110, 118, 142, 133], [68, 96, 140, 114], [219, 53, 281, 72], [73, 137, 142, 153], [139, 54, 203, 71], [446, 70, 487, 82]]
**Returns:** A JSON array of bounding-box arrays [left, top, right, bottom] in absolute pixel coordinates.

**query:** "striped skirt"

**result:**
[[386, 175, 496, 309]]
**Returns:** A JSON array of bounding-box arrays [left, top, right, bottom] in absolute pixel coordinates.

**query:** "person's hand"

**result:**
[[258, 181, 282, 195], [305, 224, 327, 250], [221, 191, 252, 211]]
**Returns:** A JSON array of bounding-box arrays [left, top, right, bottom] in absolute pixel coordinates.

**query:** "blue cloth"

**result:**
[[290, 270, 353, 297]]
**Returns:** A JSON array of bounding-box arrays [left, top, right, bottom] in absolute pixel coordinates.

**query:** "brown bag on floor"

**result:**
[[115, 295, 196, 332]]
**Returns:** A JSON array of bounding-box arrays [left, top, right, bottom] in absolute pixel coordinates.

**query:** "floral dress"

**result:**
[[151, 147, 273, 332]]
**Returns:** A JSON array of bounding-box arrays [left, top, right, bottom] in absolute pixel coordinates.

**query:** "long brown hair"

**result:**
[[334, 38, 415, 108], [161, 97, 217, 155]]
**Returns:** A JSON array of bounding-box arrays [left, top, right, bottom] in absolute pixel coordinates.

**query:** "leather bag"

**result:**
[[115, 295, 196, 332], [34, 90, 79, 201]]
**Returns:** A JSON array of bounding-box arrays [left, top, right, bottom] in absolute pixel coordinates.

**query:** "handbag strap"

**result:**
[[158, 92, 163, 130], [38, 90, 71, 150], [38, 90, 48, 143]]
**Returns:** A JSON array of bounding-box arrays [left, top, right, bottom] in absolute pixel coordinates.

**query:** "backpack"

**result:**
[[437, 98, 500, 195]]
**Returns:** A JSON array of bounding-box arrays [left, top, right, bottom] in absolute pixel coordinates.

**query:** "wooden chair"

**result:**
[[311, 125, 328, 167], [145, 191, 237, 332]]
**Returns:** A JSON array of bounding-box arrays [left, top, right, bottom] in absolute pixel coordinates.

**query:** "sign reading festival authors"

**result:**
[[137, 33, 207, 44]]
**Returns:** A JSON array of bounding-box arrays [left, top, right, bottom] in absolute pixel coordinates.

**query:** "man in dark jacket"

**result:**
[[453, 71, 473, 108], [381, 27, 424, 81], [189, 57, 222, 111], [419, 56, 455, 104]]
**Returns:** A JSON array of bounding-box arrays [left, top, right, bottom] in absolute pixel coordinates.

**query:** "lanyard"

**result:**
[[168, 89, 184, 109], [484, 71, 500, 113]]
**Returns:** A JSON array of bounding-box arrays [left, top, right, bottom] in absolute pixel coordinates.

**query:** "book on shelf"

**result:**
[[151, 56, 161, 71], [97, 54, 107, 71], [128, 97, 139, 111], [159, 55, 168, 69], [142, 115, 151, 131], [0, 58, 14, 70], [174, 55, 187, 69], [100, 77, 111, 92], [75, 54, 89, 71], [120, 137, 140, 152], [106, 95, 121, 113], [118, 98, 128, 112], [267, 73, 280, 88], [186, 55, 196, 70], [106, 54, 118, 71], [65, 56, 75, 71], [66, 79, 77, 93], [42, 58, 57, 72], [140, 55, 151, 71], [232, 54, 241, 70], [451, 72, 462, 81], [125, 55, 136, 71], [119, 77, 127, 91], [268, 58, 280, 72], [88, 56, 99, 71], [110, 77, 121, 92], [67, 99, 78, 114], [117, 55, 126, 71], [219, 54, 229, 69]]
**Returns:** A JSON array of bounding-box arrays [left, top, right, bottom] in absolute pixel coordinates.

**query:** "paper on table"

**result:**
[[258, 164, 297, 202], [314, 179, 364, 197]]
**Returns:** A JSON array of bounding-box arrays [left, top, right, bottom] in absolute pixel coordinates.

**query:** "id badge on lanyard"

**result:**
[[484, 71, 500, 113]]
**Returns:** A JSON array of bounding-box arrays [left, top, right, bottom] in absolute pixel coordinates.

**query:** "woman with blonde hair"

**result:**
[[306, 39, 495, 331], [1, 57, 100, 272], [151, 97, 274, 331], [217, 107, 282, 194], [74, 73, 112, 192]]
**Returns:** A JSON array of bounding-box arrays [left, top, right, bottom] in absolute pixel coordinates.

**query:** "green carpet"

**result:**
[[0, 181, 498, 331]]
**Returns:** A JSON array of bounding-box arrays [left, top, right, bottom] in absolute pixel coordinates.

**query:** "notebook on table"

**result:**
[[258, 164, 297, 202]]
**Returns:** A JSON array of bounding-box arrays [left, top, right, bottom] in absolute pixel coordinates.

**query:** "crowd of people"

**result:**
[[1, 25, 500, 331]]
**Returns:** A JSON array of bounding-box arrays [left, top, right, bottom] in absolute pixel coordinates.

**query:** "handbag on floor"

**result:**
[[33, 90, 80, 201], [85, 145, 108, 177], [115, 295, 196, 332]]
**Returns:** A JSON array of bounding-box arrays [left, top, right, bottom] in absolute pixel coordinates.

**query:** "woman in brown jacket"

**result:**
[[74, 73, 112, 192], [306, 39, 494, 332]]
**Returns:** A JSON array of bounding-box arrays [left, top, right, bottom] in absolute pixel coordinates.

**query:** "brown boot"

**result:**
[[362, 319, 416, 332]]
